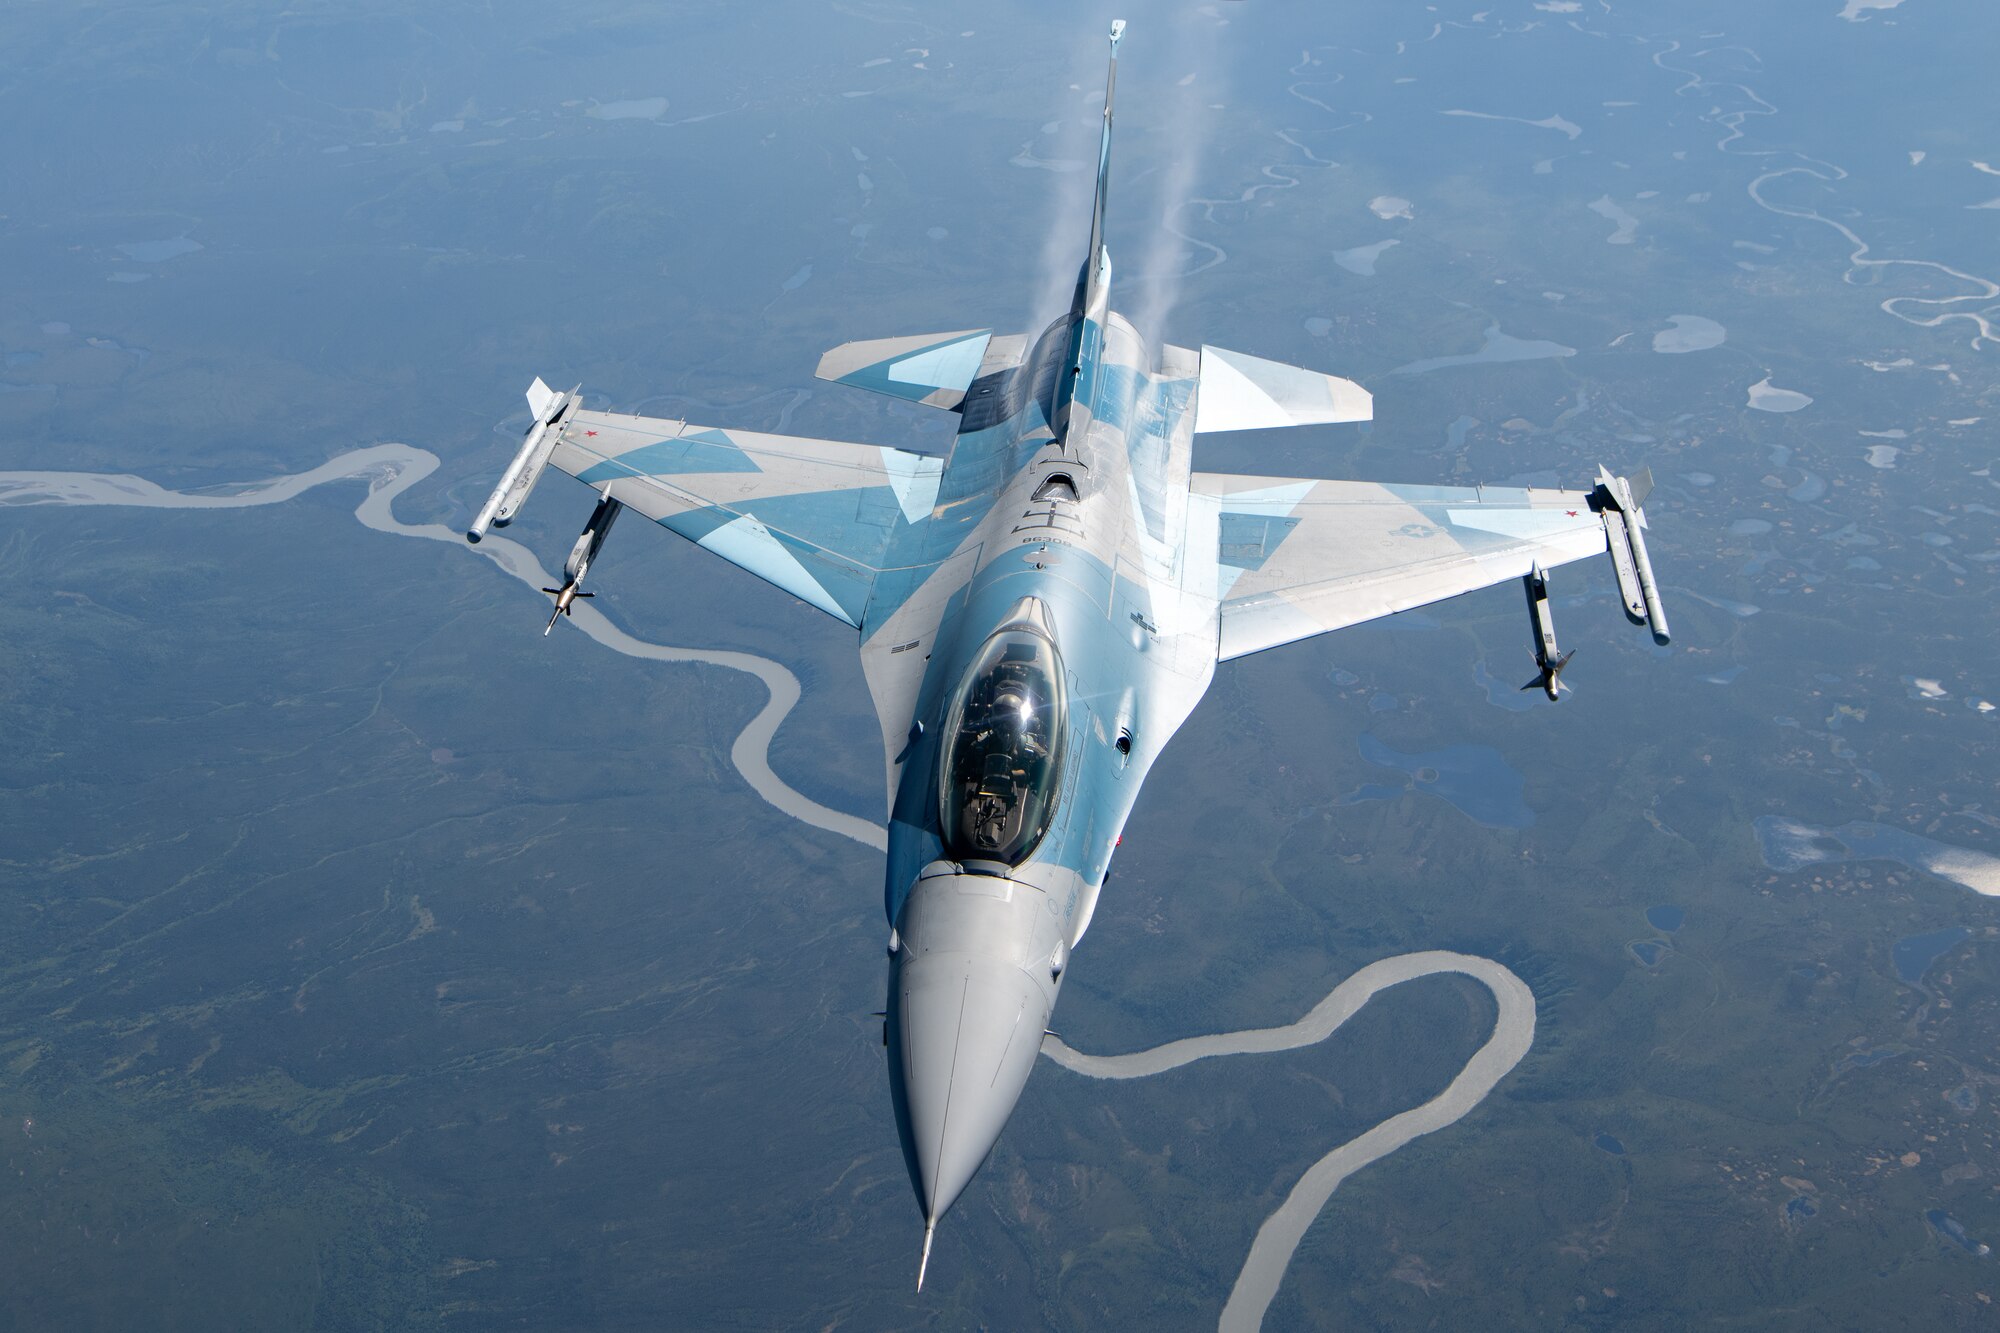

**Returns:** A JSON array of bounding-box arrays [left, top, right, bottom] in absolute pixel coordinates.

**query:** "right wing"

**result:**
[[544, 408, 944, 627], [1192, 473, 1632, 660]]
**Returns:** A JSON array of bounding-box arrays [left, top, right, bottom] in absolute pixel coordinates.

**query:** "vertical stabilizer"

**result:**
[[1055, 21, 1126, 441]]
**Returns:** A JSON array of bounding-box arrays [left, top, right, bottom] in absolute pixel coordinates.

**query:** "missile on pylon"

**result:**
[[468, 378, 579, 543], [543, 494, 623, 634], [1519, 560, 1573, 702], [1623, 511, 1671, 647], [1599, 509, 1648, 626], [1594, 465, 1671, 645]]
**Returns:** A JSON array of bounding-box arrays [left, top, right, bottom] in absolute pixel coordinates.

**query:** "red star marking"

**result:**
[[1565, 509, 1578, 517], [585, 430, 598, 437]]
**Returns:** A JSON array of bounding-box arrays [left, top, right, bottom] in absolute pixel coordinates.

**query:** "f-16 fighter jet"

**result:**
[[466, 19, 1670, 1289]]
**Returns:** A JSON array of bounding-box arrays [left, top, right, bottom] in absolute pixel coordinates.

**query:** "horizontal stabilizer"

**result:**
[[1193, 345, 1372, 434], [817, 330, 994, 410]]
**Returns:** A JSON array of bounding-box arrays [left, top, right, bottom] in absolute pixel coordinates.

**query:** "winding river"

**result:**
[[0, 447, 1536, 1328], [0, 444, 884, 851], [1045, 951, 1536, 1331]]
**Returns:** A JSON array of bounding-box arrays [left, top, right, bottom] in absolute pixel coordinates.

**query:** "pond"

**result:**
[[1891, 927, 1969, 984], [1337, 733, 1533, 829]]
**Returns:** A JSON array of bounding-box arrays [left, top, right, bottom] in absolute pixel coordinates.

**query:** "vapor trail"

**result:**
[[1125, 8, 1231, 348]]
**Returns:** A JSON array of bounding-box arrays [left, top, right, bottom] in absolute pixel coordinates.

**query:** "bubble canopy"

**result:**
[[938, 628, 1068, 866]]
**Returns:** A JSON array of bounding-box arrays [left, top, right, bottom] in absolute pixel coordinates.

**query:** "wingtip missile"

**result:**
[[468, 380, 578, 542], [1592, 465, 1671, 644]]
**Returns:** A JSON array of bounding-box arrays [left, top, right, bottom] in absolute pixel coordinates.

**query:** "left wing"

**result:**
[[1192, 473, 1631, 660], [544, 408, 943, 627]]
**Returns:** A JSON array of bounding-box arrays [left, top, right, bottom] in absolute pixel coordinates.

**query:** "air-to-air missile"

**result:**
[[468, 377, 578, 543], [543, 495, 623, 634], [1520, 560, 1575, 701], [1521, 467, 1674, 700], [1593, 465, 1671, 647]]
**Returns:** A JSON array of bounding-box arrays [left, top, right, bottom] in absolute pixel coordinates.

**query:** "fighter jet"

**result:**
[[466, 19, 1670, 1288]]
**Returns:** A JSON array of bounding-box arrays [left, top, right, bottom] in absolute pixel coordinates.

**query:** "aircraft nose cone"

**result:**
[[890, 952, 1051, 1224]]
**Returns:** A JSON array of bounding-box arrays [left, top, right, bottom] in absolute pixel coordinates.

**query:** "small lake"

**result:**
[[1473, 659, 1540, 713], [1835, 1047, 1902, 1073], [1646, 905, 1685, 933], [1926, 1210, 1991, 1256], [1391, 323, 1576, 376], [1339, 733, 1533, 829], [1589, 195, 1639, 244], [1754, 816, 2000, 897], [1333, 239, 1399, 276], [1653, 315, 1726, 353], [1747, 376, 1813, 413], [1891, 927, 1968, 984]]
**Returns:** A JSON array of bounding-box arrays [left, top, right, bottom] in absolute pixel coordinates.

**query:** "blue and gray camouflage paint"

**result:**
[[499, 18, 1664, 1287]]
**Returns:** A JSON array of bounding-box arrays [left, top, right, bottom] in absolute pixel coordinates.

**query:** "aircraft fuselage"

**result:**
[[875, 296, 1223, 1234]]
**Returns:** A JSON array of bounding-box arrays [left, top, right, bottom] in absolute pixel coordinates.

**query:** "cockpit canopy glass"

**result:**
[[938, 629, 1067, 866]]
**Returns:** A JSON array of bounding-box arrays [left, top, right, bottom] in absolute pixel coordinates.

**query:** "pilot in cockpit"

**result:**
[[941, 629, 1067, 864]]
